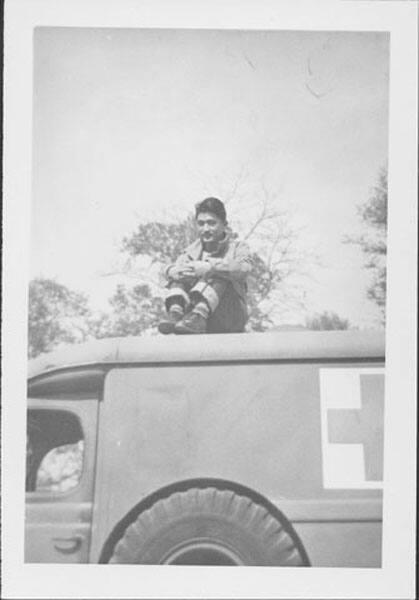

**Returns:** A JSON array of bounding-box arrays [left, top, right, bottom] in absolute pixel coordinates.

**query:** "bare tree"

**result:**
[[100, 177, 313, 334]]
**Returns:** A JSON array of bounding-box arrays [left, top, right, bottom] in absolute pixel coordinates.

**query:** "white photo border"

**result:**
[[2, 0, 417, 598]]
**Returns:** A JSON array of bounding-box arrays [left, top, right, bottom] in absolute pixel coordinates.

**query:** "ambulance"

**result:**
[[26, 329, 384, 567]]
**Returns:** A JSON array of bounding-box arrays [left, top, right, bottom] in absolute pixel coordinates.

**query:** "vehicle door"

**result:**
[[25, 397, 98, 563]]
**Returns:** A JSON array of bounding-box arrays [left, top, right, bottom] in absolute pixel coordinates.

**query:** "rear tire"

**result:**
[[109, 487, 308, 566]]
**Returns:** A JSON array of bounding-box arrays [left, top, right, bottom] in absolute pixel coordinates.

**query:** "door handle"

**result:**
[[53, 535, 83, 554]]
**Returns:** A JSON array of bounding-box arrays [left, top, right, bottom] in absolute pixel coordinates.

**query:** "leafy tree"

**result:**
[[90, 284, 165, 338], [347, 168, 387, 322], [122, 215, 198, 264], [305, 311, 350, 330], [28, 278, 91, 358]]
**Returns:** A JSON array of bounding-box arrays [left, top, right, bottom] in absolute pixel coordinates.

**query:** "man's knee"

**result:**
[[207, 284, 247, 333], [165, 283, 191, 311], [189, 278, 228, 312]]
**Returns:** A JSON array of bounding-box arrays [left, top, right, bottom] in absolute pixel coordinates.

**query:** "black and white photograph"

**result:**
[[2, 1, 417, 598]]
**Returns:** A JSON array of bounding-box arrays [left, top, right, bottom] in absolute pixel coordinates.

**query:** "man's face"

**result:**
[[196, 211, 226, 245]]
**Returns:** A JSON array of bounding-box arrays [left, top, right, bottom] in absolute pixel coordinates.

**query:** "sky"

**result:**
[[31, 27, 389, 327]]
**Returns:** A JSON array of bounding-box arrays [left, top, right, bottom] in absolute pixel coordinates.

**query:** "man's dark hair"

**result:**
[[195, 197, 227, 223]]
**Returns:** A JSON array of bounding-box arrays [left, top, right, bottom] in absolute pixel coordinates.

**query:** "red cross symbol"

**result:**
[[327, 374, 384, 481]]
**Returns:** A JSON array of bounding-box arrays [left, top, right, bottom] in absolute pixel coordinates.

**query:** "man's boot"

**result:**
[[158, 309, 183, 334], [174, 310, 207, 334]]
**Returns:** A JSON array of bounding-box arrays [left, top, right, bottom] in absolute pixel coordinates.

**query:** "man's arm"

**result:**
[[205, 242, 253, 282], [164, 251, 193, 281]]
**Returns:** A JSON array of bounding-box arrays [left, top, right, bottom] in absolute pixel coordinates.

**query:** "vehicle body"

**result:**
[[26, 330, 385, 567]]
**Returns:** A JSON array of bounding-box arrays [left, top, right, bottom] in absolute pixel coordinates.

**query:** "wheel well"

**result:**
[[98, 478, 310, 565]]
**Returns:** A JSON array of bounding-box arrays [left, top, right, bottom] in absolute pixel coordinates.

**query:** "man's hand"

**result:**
[[168, 261, 212, 281], [167, 264, 192, 281], [187, 261, 213, 278]]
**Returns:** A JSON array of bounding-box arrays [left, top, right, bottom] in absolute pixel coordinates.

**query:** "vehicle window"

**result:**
[[26, 409, 84, 493]]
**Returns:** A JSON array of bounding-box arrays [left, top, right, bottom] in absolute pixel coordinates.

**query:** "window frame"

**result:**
[[26, 398, 99, 504]]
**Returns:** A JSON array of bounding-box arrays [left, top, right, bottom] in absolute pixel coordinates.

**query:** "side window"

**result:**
[[26, 409, 84, 493]]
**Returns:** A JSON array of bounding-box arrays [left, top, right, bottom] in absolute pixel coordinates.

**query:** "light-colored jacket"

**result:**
[[165, 235, 253, 301]]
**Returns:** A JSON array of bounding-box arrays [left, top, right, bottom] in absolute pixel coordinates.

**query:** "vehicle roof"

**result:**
[[28, 329, 385, 381]]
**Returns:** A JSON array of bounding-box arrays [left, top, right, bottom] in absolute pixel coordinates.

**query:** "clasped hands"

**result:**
[[170, 260, 213, 281]]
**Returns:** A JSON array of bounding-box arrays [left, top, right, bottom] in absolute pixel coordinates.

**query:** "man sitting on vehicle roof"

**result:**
[[158, 197, 253, 335]]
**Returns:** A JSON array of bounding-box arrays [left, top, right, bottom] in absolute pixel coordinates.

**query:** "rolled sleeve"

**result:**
[[209, 242, 253, 282]]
